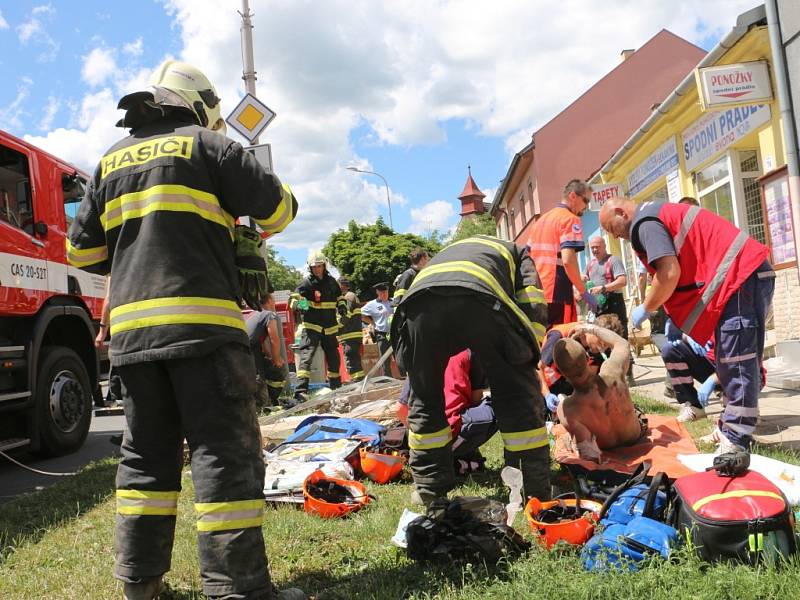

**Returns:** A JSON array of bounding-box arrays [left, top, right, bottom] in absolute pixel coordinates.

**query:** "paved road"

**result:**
[[0, 409, 126, 504]]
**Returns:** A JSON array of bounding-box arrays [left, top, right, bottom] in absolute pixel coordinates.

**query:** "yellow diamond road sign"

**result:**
[[226, 93, 276, 143]]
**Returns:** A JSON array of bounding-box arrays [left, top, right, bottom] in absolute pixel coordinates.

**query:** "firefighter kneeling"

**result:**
[[391, 235, 551, 505]]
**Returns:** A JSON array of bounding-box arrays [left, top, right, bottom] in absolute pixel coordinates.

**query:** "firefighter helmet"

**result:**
[[307, 250, 328, 268], [117, 60, 225, 132]]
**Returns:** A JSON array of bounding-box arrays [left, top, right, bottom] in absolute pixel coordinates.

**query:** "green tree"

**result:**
[[323, 218, 441, 298], [447, 213, 497, 244], [265, 244, 303, 292]]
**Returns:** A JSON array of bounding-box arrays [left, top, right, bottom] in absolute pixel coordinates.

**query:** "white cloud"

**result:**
[[16, 4, 59, 62], [82, 47, 118, 87], [27, 0, 758, 255], [39, 96, 59, 131], [123, 38, 144, 57], [0, 77, 33, 132], [0, 10, 9, 29], [409, 200, 458, 236]]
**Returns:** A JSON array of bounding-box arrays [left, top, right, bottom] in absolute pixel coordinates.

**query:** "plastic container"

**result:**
[[359, 447, 405, 484]]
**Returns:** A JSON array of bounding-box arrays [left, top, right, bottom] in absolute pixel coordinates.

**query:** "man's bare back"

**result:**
[[554, 324, 646, 460]]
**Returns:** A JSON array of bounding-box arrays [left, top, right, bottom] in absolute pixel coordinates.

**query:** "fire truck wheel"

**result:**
[[35, 346, 93, 457]]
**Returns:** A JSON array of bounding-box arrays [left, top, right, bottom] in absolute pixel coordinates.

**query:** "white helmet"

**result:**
[[118, 60, 225, 132], [307, 250, 328, 268]]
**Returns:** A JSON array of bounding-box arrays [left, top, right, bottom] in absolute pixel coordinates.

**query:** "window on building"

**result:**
[[0, 144, 33, 235], [640, 186, 668, 204], [696, 154, 735, 224], [519, 194, 527, 226], [738, 150, 766, 245]]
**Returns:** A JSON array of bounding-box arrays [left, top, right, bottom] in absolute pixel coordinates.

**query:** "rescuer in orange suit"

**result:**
[[527, 179, 598, 326]]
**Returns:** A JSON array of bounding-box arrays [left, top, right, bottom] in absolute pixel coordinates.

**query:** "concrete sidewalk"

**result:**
[[630, 350, 800, 451]]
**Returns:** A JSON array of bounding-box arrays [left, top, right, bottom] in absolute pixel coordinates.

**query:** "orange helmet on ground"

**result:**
[[524, 496, 602, 549], [359, 447, 406, 484], [303, 469, 371, 518]]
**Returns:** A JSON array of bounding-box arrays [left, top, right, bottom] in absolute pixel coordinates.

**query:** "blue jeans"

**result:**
[[716, 260, 775, 448]]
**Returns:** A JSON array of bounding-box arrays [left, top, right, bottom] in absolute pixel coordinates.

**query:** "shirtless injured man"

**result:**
[[553, 322, 647, 461]]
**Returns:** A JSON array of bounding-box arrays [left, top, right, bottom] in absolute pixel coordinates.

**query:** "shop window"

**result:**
[[641, 186, 668, 204], [0, 144, 33, 234], [696, 155, 735, 224], [738, 150, 766, 245]]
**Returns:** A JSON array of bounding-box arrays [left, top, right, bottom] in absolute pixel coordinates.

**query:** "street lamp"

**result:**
[[346, 166, 393, 230]]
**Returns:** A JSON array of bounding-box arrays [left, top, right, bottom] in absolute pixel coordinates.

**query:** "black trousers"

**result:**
[[341, 339, 364, 380], [394, 289, 550, 500], [374, 331, 392, 377], [253, 350, 288, 405], [114, 343, 270, 598], [295, 328, 341, 395]]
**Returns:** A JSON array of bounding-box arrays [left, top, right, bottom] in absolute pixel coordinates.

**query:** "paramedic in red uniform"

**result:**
[[600, 198, 774, 455], [527, 179, 598, 326]]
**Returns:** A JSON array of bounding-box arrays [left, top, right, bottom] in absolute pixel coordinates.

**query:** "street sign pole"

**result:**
[[239, 0, 259, 144]]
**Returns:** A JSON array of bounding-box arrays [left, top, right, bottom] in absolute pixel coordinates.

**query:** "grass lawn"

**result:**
[[2, 394, 800, 599]]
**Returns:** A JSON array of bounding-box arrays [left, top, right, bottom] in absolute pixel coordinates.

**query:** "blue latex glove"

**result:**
[[545, 393, 560, 413], [664, 318, 682, 343], [697, 375, 716, 407], [631, 304, 652, 328], [686, 336, 705, 357], [581, 290, 599, 313]]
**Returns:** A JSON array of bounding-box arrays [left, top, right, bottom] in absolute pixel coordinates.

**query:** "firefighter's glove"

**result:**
[[234, 225, 269, 311]]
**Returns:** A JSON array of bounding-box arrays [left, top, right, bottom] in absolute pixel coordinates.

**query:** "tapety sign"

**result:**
[[589, 183, 624, 211]]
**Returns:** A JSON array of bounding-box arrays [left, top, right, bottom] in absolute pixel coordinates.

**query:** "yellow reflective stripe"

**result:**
[[309, 301, 338, 309], [116, 489, 179, 516], [302, 322, 322, 333], [413, 261, 540, 343], [515, 285, 545, 305], [338, 331, 363, 342], [300, 322, 339, 335], [393, 289, 406, 298], [532, 321, 546, 346], [692, 490, 784, 512], [501, 427, 548, 451], [409, 425, 452, 450], [101, 184, 234, 236], [349, 370, 365, 378], [110, 296, 245, 336], [266, 379, 286, 388], [327, 371, 341, 378], [296, 370, 311, 378], [324, 324, 340, 335], [195, 499, 264, 532], [101, 135, 193, 179], [253, 184, 295, 236], [65, 238, 108, 268], [449, 236, 516, 287]]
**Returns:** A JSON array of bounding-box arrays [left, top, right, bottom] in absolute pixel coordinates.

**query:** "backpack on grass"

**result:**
[[669, 467, 798, 565]]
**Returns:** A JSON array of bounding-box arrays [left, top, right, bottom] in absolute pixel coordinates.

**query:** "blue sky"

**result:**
[[0, 1, 758, 269]]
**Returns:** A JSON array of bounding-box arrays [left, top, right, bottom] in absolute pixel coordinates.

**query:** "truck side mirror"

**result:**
[[35, 221, 48, 236]]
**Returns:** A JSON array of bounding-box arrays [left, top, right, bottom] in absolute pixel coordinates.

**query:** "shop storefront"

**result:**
[[591, 18, 800, 346]]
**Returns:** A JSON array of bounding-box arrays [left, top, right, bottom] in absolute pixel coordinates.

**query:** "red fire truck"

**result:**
[[0, 129, 106, 456]]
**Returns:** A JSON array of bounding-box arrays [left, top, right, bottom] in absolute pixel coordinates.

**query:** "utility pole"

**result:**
[[239, 0, 259, 144]]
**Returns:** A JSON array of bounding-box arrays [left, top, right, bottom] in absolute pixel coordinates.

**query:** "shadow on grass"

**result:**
[[0, 456, 117, 565]]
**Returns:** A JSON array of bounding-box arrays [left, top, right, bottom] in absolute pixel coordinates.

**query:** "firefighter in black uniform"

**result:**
[[336, 276, 364, 381], [391, 247, 429, 307], [291, 252, 347, 400], [66, 60, 304, 600], [391, 235, 550, 504]]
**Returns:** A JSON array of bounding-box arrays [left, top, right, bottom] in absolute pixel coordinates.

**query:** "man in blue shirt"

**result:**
[[361, 282, 394, 376]]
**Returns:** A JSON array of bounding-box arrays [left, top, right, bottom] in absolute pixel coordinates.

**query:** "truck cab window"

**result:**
[[62, 173, 86, 230], [0, 144, 33, 234]]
